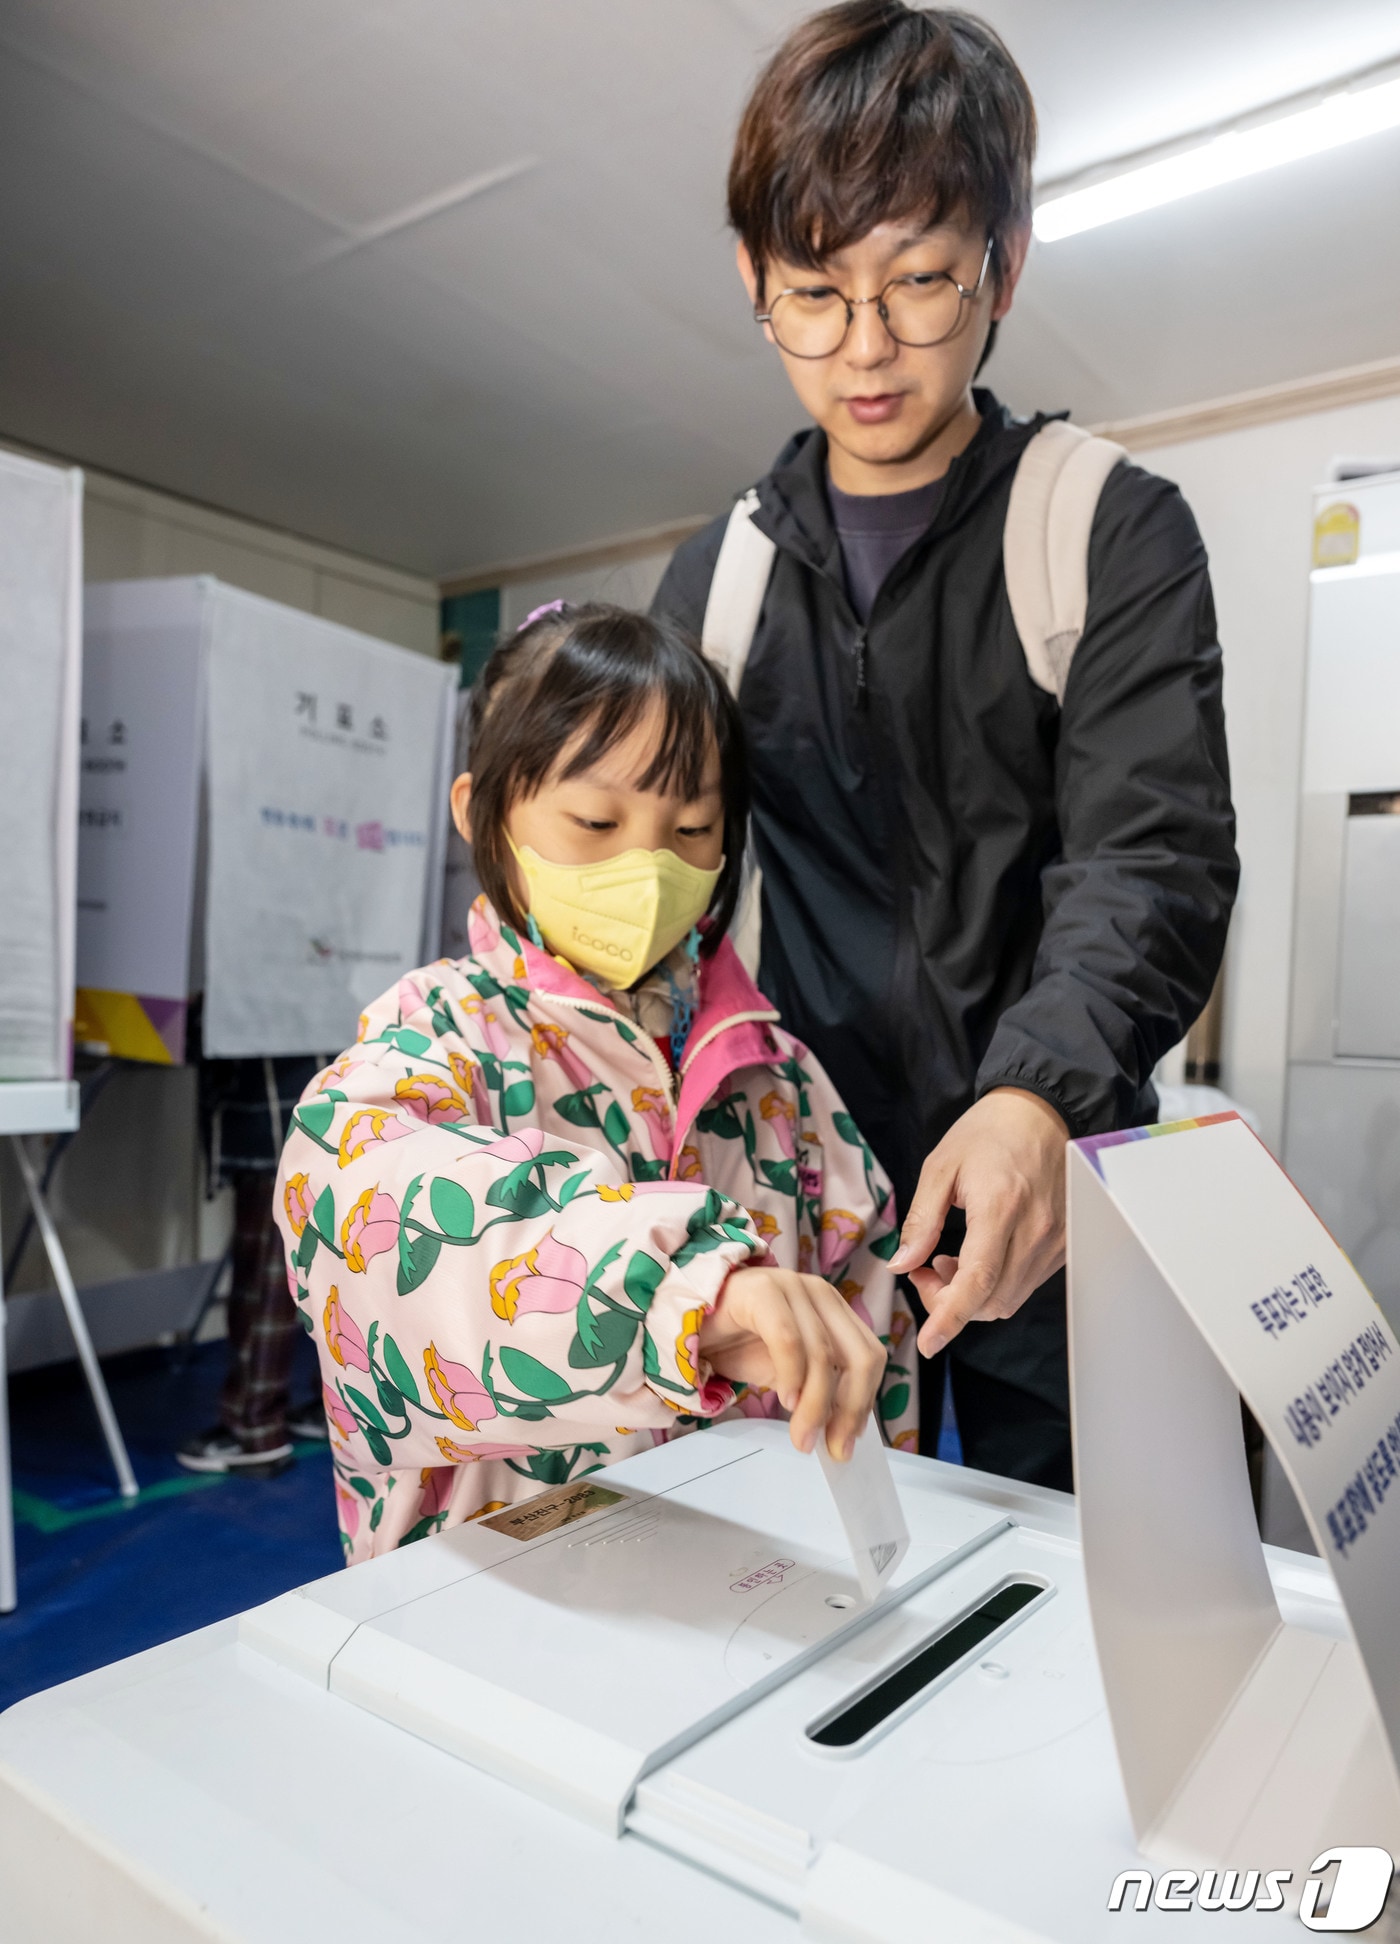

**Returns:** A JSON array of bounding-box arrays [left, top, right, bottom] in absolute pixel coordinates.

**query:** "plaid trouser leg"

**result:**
[[219, 1168, 301, 1451]]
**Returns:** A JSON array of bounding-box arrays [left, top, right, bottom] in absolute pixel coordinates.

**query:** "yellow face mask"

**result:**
[[509, 838, 721, 985]]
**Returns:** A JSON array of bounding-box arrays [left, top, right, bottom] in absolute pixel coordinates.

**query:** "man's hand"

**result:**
[[698, 1266, 886, 1462], [888, 1088, 1068, 1358]]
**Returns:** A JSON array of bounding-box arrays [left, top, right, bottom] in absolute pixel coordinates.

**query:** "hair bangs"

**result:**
[[729, 4, 1035, 292], [463, 602, 750, 957], [546, 617, 715, 802]]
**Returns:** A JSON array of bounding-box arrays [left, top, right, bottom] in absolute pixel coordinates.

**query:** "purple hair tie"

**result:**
[[521, 598, 569, 630]]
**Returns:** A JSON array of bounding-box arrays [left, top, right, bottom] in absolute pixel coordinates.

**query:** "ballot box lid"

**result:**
[[241, 1423, 1010, 1835]]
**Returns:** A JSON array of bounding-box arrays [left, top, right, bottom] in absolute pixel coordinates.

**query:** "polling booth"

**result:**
[[1, 576, 458, 1613], [0, 449, 140, 1620], [1285, 473, 1400, 1342], [2, 1111, 1396, 1940], [76, 577, 458, 1063], [0, 449, 81, 1088]]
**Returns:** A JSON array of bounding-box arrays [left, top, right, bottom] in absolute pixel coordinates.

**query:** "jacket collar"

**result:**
[[752, 389, 1058, 585], [463, 899, 781, 1162], [485, 904, 775, 1040], [673, 938, 781, 1163]]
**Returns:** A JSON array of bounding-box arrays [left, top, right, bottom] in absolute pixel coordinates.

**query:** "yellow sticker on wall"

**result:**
[[1313, 501, 1361, 567]]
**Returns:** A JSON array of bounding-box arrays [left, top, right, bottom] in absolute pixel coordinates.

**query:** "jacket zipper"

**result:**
[[537, 992, 783, 1166], [543, 992, 677, 1101], [854, 630, 869, 710]]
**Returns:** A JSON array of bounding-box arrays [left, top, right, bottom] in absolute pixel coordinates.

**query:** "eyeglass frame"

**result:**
[[754, 236, 996, 358]]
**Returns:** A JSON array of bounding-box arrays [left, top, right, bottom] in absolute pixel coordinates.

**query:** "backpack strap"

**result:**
[[701, 489, 777, 695], [696, 434, 1124, 972], [700, 490, 776, 978], [1003, 420, 1126, 703]]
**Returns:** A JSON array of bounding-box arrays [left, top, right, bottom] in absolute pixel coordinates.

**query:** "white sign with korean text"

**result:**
[[204, 583, 456, 1057], [0, 449, 81, 1081], [1070, 1113, 1400, 1895]]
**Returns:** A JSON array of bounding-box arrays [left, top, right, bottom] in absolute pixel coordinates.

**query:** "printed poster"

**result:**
[[203, 582, 455, 1057]]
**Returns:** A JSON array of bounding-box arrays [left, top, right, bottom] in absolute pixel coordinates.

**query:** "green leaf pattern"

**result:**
[[278, 905, 917, 1567]]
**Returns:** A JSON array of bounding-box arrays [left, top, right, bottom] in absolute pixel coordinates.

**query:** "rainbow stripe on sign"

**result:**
[[1076, 1111, 1239, 1178]]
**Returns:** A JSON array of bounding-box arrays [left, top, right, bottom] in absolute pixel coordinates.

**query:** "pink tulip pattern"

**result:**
[[394, 1072, 469, 1125], [490, 1233, 589, 1323], [819, 1208, 865, 1276], [337, 1107, 414, 1168], [283, 1172, 314, 1237], [448, 1050, 492, 1121], [323, 1287, 372, 1372], [631, 1086, 671, 1154], [531, 1022, 594, 1094], [335, 1479, 362, 1538], [435, 1438, 540, 1464], [322, 1381, 359, 1439], [341, 1187, 400, 1272], [424, 1342, 497, 1431], [760, 1089, 797, 1158], [275, 892, 915, 1564]]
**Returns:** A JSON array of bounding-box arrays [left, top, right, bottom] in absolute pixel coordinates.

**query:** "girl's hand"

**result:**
[[698, 1266, 886, 1462]]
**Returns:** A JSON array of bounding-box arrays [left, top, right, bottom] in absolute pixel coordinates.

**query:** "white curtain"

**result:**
[[0, 450, 81, 1081]]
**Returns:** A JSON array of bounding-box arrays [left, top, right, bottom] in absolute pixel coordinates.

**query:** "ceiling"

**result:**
[[2, 0, 1399, 580]]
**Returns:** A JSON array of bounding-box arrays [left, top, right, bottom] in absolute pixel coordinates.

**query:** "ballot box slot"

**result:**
[[804, 1576, 1049, 1754]]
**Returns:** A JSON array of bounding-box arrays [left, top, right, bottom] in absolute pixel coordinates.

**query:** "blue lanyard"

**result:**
[[662, 927, 702, 1060]]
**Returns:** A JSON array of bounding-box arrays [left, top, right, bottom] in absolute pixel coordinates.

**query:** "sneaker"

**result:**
[[286, 1396, 330, 1444], [176, 1425, 294, 1477]]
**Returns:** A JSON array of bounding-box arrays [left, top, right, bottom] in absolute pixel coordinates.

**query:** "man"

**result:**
[[653, 1, 1236, 1488]]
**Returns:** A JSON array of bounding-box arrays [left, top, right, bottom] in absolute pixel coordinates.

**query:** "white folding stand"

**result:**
[[0, 1080, 138, 1616], [1070, 1111, 1400, 1904]]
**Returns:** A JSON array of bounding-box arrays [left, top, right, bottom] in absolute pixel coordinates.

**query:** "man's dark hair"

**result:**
[[466, 603, 749, 958], [728, 2, 1036, 301]]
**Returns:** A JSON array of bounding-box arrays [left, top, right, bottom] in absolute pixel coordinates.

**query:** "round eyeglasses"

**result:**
[[755, 237, 994, 360]]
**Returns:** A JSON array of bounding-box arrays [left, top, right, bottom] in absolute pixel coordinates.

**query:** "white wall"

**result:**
[[498, 547, 676, 633], [1137, 397, 1400, 1152], [3, 437, 441, 655]]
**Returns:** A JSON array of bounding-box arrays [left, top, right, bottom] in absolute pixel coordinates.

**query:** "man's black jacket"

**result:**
[[653, 391, 1238, 1219]]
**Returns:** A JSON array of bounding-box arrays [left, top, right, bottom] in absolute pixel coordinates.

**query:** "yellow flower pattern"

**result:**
[[283, 1172, 312, 1237], [274, 903, 916, 1569]]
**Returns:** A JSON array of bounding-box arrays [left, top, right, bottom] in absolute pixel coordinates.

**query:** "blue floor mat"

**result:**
[[2, 1338, 343, 1713]]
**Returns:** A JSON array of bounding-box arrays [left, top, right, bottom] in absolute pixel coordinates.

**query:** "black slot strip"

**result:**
[[807, 1580, 1043, 1749]]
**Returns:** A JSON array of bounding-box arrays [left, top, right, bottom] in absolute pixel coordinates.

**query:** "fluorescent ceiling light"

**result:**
[[1035, 66, 1400, 242]]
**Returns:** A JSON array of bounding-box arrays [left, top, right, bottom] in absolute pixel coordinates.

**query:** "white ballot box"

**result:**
[[0, 449, 81, 1083], [3, 1116, 1397, 1942], [76, 578, 457, 1061]]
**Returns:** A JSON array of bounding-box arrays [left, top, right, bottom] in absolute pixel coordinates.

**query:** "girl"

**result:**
[[276, 603, 918, 1562]]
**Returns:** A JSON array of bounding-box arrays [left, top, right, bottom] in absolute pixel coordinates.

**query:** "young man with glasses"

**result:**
[[653, 2, 1237, 1488]]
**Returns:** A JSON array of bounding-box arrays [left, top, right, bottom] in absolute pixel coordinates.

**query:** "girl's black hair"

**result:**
[[465, 602, 750, 958]]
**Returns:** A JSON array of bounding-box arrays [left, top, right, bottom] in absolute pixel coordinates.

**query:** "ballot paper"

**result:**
[[817, 1412, 911, 1601]]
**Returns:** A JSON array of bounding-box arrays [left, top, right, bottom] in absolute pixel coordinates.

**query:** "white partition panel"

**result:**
[[77, 578, 456, 1062], [203, 582, 455, 1056], [0, 450, 81, 1081]]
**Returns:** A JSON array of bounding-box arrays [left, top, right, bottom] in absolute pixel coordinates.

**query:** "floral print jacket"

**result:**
[[275, 897, 918, 1563]]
